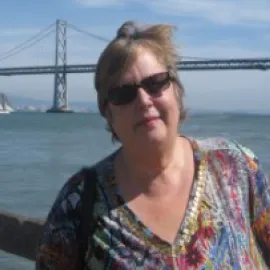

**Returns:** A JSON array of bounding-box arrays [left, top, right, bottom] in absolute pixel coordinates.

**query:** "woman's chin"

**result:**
[[121, 121, 169, 147], [137, 126, 167, 146]]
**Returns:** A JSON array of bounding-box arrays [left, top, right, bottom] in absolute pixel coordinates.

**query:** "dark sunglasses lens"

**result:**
[[107, 72, 170, 106], [144, 72, 170, 95], [108, 85, 137, 105]]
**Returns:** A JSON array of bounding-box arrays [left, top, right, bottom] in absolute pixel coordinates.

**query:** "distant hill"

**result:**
[[5, 94, 270, 115], [8, 95, 98, 112]]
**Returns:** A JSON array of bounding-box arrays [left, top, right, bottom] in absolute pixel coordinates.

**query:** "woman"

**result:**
[[36, 21, 270, 269]]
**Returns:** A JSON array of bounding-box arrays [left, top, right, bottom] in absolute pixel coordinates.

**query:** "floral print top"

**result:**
[[36, 137, 270, 269]]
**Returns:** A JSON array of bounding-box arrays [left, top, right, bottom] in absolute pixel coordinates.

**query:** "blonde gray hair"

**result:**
[[94, 21, 186, 141]]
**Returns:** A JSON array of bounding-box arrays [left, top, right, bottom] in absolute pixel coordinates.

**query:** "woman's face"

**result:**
[[106, 47, 180, 148]]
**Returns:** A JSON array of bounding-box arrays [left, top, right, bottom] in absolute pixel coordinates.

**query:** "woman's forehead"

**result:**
[[119, 50, 166, 84]]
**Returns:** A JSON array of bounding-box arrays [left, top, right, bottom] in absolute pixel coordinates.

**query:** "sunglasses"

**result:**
[[106, 71, 172, 106]]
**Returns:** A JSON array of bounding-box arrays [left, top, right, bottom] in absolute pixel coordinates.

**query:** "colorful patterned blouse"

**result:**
[[36, 137, 270, 269]]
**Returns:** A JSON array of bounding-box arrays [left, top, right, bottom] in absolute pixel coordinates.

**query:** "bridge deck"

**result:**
[[0, 58, 269, 76]]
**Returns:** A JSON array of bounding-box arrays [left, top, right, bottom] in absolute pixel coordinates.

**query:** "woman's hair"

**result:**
[[94, 20, 186, 141]]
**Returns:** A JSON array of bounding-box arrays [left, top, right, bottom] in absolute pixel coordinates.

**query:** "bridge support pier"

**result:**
[[47, 19, 73, 113]]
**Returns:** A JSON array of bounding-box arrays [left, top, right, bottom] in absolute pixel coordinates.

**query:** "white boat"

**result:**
[[0, 93, 14, 114]]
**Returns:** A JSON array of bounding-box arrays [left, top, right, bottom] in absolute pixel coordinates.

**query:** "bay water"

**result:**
[[1, 112, 270, 269]]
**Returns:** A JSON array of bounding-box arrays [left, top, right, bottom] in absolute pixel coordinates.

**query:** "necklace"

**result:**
[[177, 151, 208, 249], [111, 148, 208, 255]]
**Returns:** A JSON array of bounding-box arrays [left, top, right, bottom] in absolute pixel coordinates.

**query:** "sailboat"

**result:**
[[0, 93, 14, 114]]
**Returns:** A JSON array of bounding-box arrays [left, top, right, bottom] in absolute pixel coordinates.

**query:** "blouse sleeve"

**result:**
[[240, 145, 270, 260], [35, 171, 84, 270]]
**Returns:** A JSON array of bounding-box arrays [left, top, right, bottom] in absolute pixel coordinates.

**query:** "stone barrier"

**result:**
[[0, 210, 44, 261]]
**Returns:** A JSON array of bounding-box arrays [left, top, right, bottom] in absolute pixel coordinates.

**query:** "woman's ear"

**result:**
[[104, 105, 119, 142], [104, 105, 113, 125]]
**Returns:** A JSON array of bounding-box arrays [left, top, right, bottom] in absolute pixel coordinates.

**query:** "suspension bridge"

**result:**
[[0, 19, 269, 112]]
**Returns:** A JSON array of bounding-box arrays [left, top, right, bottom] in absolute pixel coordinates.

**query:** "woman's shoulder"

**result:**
[[190, 136, 259, 173], [44, 150, 118, 224], [54, 149, 118, 205], [194, 136, 257, 159]]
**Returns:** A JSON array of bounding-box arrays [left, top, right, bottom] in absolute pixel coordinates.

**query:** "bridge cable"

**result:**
[[0, 22, 55, 58], [0, 22, 55, 62], [67, 23, 221, 60], [0, 28, 55, 62], [67, 23, 111, 43], [180, 56, 217, 60]]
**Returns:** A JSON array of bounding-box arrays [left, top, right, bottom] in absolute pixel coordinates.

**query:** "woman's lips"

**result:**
[[136, 116, 160, 127]]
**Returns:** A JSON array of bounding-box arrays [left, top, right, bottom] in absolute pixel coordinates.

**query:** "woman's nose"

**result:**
[[135, 87, 153, 107]]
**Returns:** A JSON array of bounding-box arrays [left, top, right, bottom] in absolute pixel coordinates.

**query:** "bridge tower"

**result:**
[[47, 19, 72, 113]]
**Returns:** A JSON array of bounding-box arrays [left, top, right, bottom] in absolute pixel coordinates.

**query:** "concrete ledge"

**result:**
[[0, 210, 44, 261]]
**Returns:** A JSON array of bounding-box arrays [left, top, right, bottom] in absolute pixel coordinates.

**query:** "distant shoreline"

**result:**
[[3, 94, 270, 116], [7, 110, 270, 116]]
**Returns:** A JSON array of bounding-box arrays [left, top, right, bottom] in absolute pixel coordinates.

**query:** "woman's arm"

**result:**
[[240, 145, 270, 263], [250, 158, 270, 259], [35, 172, 84, 270]]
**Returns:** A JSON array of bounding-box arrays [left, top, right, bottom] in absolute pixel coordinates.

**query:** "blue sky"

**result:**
[[0, 0, 269, 112]]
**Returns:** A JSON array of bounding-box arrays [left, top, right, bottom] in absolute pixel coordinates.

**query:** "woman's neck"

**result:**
[[120, 135, 182, 181], [114, 136, 191, 200]]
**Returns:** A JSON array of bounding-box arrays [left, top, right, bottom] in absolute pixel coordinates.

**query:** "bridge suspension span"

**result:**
[[0, 19, 269, 113]]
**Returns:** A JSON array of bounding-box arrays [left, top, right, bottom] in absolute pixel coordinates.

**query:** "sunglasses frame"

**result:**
[[105, 71, 172, 106]]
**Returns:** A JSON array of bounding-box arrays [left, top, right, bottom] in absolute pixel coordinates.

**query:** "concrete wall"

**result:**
[[0, 210, 44, 261]]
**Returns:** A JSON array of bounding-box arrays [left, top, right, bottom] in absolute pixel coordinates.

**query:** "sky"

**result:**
[[0, 0, 269, 113]]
